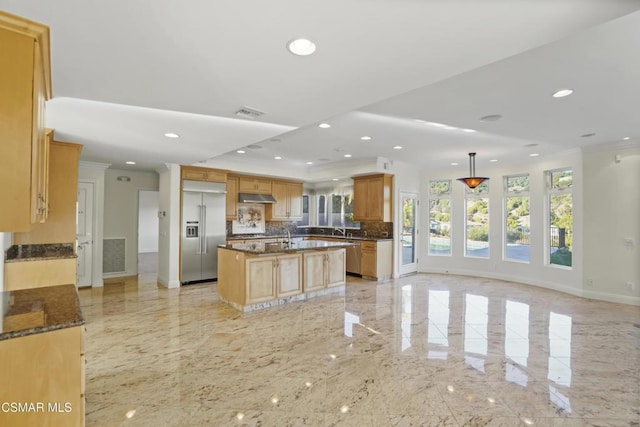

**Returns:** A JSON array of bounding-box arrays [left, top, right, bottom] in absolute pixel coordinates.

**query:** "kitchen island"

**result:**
[[217, 240, 355, 311]]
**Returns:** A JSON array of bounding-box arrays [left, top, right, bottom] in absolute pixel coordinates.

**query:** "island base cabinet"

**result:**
[[246, 257, 277, 304], [0, 326, 84, 427], [303, 249, 346, 291], [277, 254, 302, 297]]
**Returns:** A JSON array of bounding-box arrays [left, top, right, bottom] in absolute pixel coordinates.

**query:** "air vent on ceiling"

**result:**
[[235, 106, 265, 119]]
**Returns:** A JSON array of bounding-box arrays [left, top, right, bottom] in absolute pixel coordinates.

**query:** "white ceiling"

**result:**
[[2, 0, 639, 177]]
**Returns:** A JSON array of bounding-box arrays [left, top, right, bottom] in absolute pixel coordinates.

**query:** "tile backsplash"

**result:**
[[226, 221, 393, 239]]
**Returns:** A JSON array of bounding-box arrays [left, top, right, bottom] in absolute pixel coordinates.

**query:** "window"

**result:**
[[428, 180, 451, 255], [547, 168, 573, 267], [505, 174, 530, 262], [314, 186, 359, 228], [465, 181, 489, 258], [297, 195, 310, 226]]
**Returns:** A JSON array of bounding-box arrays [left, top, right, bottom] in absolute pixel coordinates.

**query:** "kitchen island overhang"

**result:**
[[217, 240, 356, 312]]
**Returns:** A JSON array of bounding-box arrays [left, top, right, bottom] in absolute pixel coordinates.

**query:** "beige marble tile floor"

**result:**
[[78, 273, 640, 426]]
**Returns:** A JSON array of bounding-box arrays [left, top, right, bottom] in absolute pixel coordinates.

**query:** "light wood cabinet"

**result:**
[[238, 175, 272, 194], [353, 174, 393, 222], [303, 249, 346, 291], [0, 326, 84, 427], [181, 165, 227, 183], [14, 141, 82, 245], [246, 257, 277, 304], [360, 240, 393, 280], [245, 253, 302, 303], [0, 13, 52, 232], [226, 175, 239, 219], [4, 258, 77, 291], [266, 180, 303, 220]]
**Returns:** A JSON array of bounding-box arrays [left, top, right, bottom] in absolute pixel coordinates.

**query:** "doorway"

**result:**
[[399, 192, 418, 276], [77, 182, 94, 287], [137, 190, 159, 275]]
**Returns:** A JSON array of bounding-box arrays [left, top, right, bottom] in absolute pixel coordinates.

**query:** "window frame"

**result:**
[[428, 179, 452, 256], [504, 174, 530, 264], [464, 181, 490, 259], [545, 167, 573, 269]]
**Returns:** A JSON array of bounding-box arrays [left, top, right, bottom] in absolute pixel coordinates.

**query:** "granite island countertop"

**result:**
[[5, 243, 76, 263], [226, 234, 393, 242], [0, 284, 84, 340], [219, 239, 357, 255]]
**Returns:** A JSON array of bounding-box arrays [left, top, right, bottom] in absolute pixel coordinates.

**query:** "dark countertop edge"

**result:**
[[0, 319, 85, 341], [4, 254, 78, 263], [226, 234, 392, 242], [218, 242, 356, 255]]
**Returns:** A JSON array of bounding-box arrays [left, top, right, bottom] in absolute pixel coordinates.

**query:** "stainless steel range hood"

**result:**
[[238, 193, 277, 203]]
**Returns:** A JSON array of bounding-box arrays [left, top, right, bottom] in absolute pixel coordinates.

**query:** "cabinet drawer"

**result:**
[[361, 241, 377, 251]]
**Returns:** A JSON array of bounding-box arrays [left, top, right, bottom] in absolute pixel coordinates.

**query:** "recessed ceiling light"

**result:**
[[332, 178, 339, 181], [393, 146, 402, 150], [529, 153, 540, 157], [479, 114, 502, 122], [360, 136, 371, 141], [318, 123, 331, 129], [164, 132, 179, 138], [125, 161, 136, 165], [429, 122, 447, 128], [490, 159, 498, 162], [451, 162, 459, 166], [443, 126, 456, 130], [462, 129, 477, 133], [343, 154, 352, 158], [623, 136, 630, 140], [552, 89, 573, 98], [287, 38, 316, 56], [306, 161, 313, 165], [236, 150, 246, 154], [274, 156, 282, 160], [580, 133, 596, 138]]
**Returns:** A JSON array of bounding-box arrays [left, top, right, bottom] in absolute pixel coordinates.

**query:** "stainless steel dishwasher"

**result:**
[[345, 240, 361, 275]]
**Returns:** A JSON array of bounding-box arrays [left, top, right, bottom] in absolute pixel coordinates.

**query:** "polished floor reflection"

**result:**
[[79, 273, 640, 426]]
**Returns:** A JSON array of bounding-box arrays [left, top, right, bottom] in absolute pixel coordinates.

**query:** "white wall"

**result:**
[[137, 190, 159, 253], [104, 168, 159, 277], [79, 161, 109, 287], [157, 163, 181, 288], [583, 145, 639, 305], [420, 150, 585, 300]]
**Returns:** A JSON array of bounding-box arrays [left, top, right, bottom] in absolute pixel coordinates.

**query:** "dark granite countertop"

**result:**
[[5, 243, 76, 263], [219, 239, 357, 255], [226, 234, 392, 242], [1, 284, 84, 341]]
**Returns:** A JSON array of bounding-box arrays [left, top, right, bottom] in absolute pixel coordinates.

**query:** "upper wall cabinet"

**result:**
[[181, 165, 227, 183], [13, 141, 82, 245], [0, 12, 52, 231], [238, 175, 272, 194], [266, 180, 303, 221], [353, 173, 393, 222], [226, 174, 239, 220]]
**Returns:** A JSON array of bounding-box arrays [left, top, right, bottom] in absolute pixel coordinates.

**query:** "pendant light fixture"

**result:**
[[457, 152, 489, 189]]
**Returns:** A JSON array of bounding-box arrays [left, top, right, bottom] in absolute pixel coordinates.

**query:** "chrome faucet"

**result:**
[[285, 229, 291, 244], [334, 227, 346, 236]]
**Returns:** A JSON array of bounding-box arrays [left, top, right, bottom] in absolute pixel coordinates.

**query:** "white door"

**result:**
[[77, 182, 94, 287], [399, 192, 419, 276]]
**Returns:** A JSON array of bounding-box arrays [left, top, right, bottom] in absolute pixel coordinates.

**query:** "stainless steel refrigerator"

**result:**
[[181, 180, 226, 284]]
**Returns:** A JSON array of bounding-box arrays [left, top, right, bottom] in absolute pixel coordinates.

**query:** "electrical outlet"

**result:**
[[627, 282, 635, 291]]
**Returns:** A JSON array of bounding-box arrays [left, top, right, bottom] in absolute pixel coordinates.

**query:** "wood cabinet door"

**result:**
[[353, 178, 369, 220], [326, 249, 346, 287], [255, 178, 272, 194], [367, 176, 384, 221], [287, 182, 303, 219], [303, 252, 326, 292], [226, 175, 238, 219], [270, 181, 289, 219], [361, 249, 377, 278], [277, 254, 302, 297], [246, 257, 277, 303]]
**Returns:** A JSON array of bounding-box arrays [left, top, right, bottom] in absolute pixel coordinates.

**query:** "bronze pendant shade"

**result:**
[[457, 152, 489, 189]]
